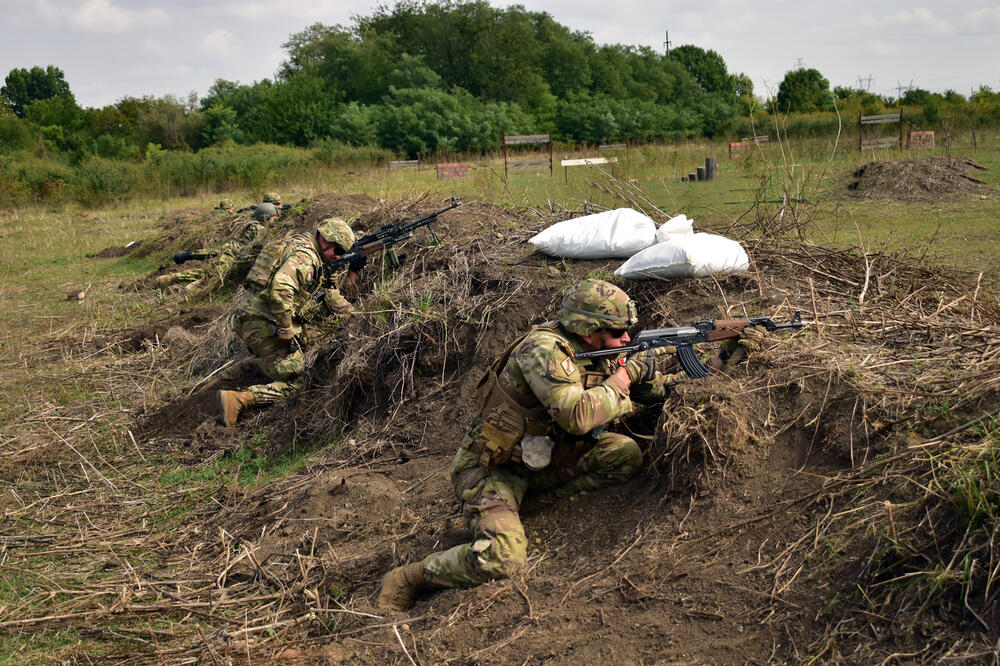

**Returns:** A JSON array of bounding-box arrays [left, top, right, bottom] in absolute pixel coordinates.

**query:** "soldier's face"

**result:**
[[581, 328, 631, 350], [601, 328, 631, 348], [316, 234, 341, 261]]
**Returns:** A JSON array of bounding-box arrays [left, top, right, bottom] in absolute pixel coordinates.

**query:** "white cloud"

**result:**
[[36, 0, 168, 33], [963, 7, 1000, 26], [200, 30, 239, 59], [861, 8, 954, 34], [221, 0, 335, 21], [868, 40, 898, 55], [140, 38, 169, 58]]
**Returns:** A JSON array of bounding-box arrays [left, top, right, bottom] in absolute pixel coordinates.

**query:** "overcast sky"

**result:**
[[3, 0, 998, 109]]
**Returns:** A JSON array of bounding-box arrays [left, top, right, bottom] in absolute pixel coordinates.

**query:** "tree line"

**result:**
[[2, 0, 999, 165]]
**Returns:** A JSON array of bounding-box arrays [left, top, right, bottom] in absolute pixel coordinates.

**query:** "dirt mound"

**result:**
[[86, 241, 142, 259], [119, 305, 227, 352], [846, 155, 989, 201]]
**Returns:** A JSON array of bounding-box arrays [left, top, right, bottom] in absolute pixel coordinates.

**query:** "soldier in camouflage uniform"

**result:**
[[156, 201, 281, 290], [217, 218, 362, 426], [376, 279, 767, 611]]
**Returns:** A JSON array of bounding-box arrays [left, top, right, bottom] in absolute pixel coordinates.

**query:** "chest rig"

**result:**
[[471, 323, 614, 469]]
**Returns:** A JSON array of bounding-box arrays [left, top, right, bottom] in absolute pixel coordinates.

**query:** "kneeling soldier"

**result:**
[[376, 279, 766, 611], [217, 218, 361, 426]]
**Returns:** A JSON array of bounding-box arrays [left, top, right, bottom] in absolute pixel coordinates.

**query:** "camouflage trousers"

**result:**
[[421, 431, 642, 588], [231, 311, 305, 406]]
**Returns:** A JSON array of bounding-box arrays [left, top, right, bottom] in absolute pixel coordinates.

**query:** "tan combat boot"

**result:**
[[217, 390, 255, 427], [155, 274, 175, 289], [376, 561, 430, 612]]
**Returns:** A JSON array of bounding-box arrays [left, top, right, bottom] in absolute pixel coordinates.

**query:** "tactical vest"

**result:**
[[472, 322, 612, 469], [245, 234, 309, 290]]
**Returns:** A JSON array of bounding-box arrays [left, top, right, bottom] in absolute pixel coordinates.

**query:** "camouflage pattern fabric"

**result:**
[[158, 219, 268, 287], [230, 310, 304, 405], [422, 428, 642, 588], [418, 321, 645, 588], [558, 279, 637, 336], [228, 231, 353, 404], [238, 232, 352, 329]]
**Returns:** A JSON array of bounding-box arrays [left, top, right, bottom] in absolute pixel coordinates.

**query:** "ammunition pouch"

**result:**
[[472, 366, 547, 469]]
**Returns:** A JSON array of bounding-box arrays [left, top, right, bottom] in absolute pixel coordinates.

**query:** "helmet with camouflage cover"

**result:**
[[217, 199, 234, 210], [316, 218, 355, 252], [251, 202, 278, 221], [263, 192, 281, 204], [558, 279, 638, 336]]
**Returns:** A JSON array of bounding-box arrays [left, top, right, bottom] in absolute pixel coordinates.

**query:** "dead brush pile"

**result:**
[[641, 226, 1000, 651], [846, 155, 989, 201]]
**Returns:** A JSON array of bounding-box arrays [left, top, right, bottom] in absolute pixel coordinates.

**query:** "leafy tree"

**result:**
[[901, 88, 935, 106], [671, 45, 733, 96], [771, 67, 833, 113], [2, 65, 74, 118], [201, 104, 244, 145]]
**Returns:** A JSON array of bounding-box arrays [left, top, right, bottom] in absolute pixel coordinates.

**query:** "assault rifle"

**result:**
[[173, 248, 217, 264], [313, 199, 461, 299], [576, 312, 805, 378]]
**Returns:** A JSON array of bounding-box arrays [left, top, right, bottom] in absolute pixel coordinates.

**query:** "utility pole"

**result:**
[[794, 57, 806, 69], [664, 30, 671, 56], [856, 74, 873, 91]]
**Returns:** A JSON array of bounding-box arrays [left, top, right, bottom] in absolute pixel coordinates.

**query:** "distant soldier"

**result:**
[[217, 218, 363, 426], [237, 192, 289, 214], [376, 279, 766, 611], [156, 202, 280, 290]]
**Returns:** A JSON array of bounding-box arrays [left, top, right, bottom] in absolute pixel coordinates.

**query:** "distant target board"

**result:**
[[436, 162, 470, 179], [907, 131, 935, 149]]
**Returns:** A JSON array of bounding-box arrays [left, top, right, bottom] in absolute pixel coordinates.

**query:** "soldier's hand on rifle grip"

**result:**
[[621, 350, 657, 384], [348, 254, 366, 274]]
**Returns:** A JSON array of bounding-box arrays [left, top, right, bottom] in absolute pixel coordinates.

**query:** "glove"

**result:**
[[274, 326, 295, 342], [721, 326, 768, 368], [347, 253, 367, 274], [621, 346, 673, 383], [646, 371, 686, 399], [172, 250, 194, 264], [739, 326, 767, 354]]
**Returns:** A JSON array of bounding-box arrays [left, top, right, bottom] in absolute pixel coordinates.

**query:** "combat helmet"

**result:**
[[263, 192, 281, 204], [316, 218, 355, 252], [217, 199, 234, 210], [558, 279, 637, 336], [251, 202, 278, 221]]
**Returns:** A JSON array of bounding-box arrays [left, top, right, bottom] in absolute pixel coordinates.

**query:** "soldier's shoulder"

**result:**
[[513, 323, 574, 360]]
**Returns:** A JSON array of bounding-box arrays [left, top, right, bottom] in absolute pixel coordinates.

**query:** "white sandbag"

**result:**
[[614, 232, 749, 279], [655, 214, 694, 243], [528, 208, 656, 259]]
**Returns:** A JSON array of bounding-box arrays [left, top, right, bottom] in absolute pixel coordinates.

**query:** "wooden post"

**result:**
[[696, 167, 705, 181], [502, 135, 508, 178], [705, 157, 718, 181]]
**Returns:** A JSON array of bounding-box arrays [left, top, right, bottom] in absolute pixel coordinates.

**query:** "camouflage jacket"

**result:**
[[197, 219, 268, 259], [491, 321, 632, 437], [237, 232, 352, 328]]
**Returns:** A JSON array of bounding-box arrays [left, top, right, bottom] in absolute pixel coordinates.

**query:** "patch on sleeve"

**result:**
[[560, 357, 576, 376], [307, 270, 313, 282]]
